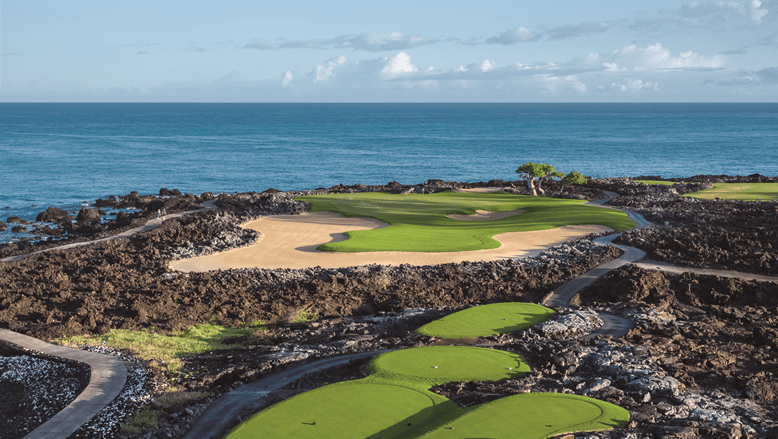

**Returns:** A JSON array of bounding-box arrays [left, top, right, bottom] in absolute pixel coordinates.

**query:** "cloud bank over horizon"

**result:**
[[2, 0, 776, 102]]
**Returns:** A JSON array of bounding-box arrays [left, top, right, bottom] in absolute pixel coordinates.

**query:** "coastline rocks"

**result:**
[[11, 225, 29, 233], [0, 221, 6, 231], [35, 207, 70, 223], [6, 216, 27, 224], [76, 207, 101, 224]]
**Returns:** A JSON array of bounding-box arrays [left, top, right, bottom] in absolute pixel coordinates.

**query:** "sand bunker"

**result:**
[[448, 209, 524, 222], [169, 211, 612, 272]]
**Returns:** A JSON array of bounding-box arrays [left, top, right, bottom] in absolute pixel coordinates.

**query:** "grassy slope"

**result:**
[[57, 322, 268, 373], [296, 191, 636, 252], [416, 302, 555, 339], [683, 182, 778, 201]]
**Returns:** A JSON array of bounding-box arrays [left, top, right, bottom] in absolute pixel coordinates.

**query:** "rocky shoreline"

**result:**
[[1, 175, 777, 438]]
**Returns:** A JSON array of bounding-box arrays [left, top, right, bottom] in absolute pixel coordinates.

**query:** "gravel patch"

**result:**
[[0, 353, 88, 439]]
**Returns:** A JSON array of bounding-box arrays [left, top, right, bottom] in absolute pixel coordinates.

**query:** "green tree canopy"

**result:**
[[561, 171, 587, 187]]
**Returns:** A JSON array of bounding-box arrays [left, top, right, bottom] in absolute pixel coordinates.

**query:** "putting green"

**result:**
[[226, 310, 629, 439], [226, 382, 438, 439], [420, 393, 631, 439], [295, 191, 635, 252], [371, 346, 529, 385], [416, 303, 555, 339], [683, 182, 778, 201]]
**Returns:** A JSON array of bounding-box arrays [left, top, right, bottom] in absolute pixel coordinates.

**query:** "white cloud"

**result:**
[[479, 59, 498, 72], [679, 0, 769, 25], [603, 62, 624, 71], [535, 74, 587, 93], [608, 43, 725, 70], [609, 78, 659, 92], [486, 27, 540, 44], [281, 70, 293, 87], [244, 32, 439, 52], [309, 56, 347, 82], [380, 52, 418, 79], [544, 21, 614, 40]]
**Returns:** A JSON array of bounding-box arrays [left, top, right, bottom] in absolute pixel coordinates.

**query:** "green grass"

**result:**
[[419, 393, 630, 439], [121, 387, 210, 434], [290, 307, 320, 323], [226, 346, 628, 439], [416, 303, 554, 339], [295, 191, 636, 253], [57, 323, 270, 373], [370, 346, 529, 386], [634, 180, 678, 185], [683, 182, 778, 201]]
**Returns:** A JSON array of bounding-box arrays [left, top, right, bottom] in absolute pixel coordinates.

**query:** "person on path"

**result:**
[[157, 209, 161, 220]]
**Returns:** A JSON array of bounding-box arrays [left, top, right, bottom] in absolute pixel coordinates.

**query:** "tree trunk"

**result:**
[[536, 179, 545, 195], [527, 178, 537, 196]]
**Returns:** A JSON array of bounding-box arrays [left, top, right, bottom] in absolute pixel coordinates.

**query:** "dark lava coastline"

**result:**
[[1, 175, 777, 439]]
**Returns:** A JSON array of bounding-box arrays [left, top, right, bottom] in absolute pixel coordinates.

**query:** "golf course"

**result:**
[[226, 303, 630, 439], [297, 191, 636, 252]]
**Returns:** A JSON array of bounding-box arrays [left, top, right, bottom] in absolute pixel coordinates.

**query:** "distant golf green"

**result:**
[[417, 303, 554, 339], [294, 191, 635, 252], [683, 182, 778, 201], [634, 180, 678, 186], [226, 346, 629, 439]]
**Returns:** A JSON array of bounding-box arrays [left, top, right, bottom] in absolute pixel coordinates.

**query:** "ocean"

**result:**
[[1, 103, 776, 243]]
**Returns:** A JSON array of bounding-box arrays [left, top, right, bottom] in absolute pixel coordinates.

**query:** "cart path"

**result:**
[[0, 200, 217, 439], [1, 200, 217, 263], [0, 329, 127, 439]]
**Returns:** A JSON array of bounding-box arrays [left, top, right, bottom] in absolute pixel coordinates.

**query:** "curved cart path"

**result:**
[[0, 201, 217, 439], [1, 200, 217, 263], [0, 329, 127, 439]]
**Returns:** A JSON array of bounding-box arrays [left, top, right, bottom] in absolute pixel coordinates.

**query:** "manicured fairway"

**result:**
[[294, 191, 636, 252], [634, 180, 678, 185], [226, 345, 629, 439], [416, 302, 555, 339], [683, 182, 778, 201]]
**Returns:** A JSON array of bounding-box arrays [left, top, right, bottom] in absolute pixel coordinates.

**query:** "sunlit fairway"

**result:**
[[417, 302, 554, 339], [226, 346, 629, 439], [634, 180, 679, 186], [294, 191, 636, 253], [683, 182, 778, 201]]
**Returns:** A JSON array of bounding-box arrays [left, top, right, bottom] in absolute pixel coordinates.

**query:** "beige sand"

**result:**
[[169, 211, 612, 272], [448, 209, 524, 221]]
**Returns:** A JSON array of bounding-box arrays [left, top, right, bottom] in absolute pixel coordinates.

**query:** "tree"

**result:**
[[515, 162, 544, 196], [561, 171, 586, 187], [536, 164, 563, 195]]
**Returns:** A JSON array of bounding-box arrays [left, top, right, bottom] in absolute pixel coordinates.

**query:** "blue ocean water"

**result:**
[[1, 103, 776, 242]]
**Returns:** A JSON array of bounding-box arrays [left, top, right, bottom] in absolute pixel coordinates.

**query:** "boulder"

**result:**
[[11, 225, 28, 233], [76, 208, 101, 224], [6, 216, 23, 224], [36, 207, 69, 223], [0, 221, 6, 231]]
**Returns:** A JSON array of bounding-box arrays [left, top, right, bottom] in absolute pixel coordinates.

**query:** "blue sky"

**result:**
[[1, 0, 776, 102]]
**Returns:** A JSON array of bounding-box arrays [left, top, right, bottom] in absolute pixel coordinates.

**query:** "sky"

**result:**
[[1, 0, 777, 102]]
